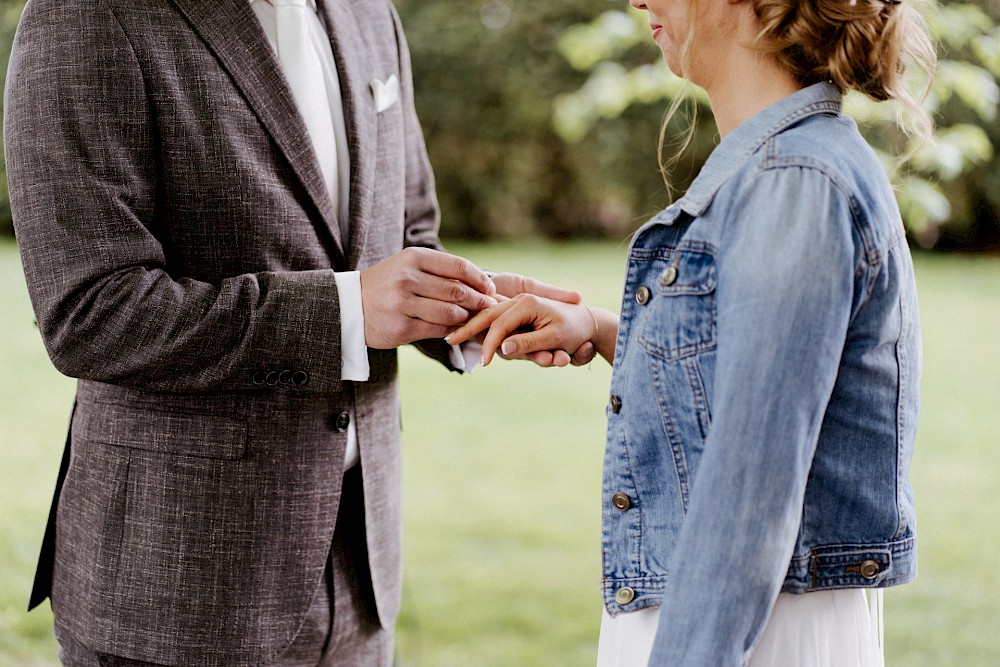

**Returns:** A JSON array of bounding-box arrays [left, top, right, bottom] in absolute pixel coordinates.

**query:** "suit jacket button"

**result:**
[[611, 493, 632, 511], [278, 370, 293, 385], [291, 371, 309, 386], [252, 371, 267, 385], [264, 371, 279, 385], [333, 411, 350, 433]]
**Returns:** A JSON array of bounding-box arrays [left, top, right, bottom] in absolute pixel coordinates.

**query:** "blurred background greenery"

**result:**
[[2, 0, 1000, 665], [2, 0, 1000, 247], [3, 240, 1000, 665], [398, 0, 1000, 248]]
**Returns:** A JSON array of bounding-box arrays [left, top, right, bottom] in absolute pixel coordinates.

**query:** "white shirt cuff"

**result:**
[[448, 341, 482, 374], [334, 271, 370, 382]]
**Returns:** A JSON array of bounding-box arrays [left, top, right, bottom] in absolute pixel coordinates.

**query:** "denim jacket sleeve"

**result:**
[[648, 166, 860, 665]]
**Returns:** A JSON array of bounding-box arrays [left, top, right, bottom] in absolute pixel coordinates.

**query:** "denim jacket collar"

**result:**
[[676, 82, 843, 218]]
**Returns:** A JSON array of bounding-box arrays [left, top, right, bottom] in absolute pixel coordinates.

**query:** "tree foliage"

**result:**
[[554, 1, 1000, 248], [396, 0, 674, 239], [2, 0, 998, 248]]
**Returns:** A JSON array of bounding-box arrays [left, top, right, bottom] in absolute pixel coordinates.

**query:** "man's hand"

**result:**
[[361, 247, 497, 349], [491, 273, 582, 305]]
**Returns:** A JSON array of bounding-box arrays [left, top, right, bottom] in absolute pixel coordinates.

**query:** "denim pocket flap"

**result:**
[[657, 246, 717, 296], [637, 244, 718, 361]]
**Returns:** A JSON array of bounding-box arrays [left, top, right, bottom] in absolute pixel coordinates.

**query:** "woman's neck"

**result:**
[[707, 55, 802, 136], [693, 5, 802, 137]]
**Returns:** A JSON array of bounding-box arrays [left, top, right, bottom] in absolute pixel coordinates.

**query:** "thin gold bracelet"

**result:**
[[585, 305, 599, 343]]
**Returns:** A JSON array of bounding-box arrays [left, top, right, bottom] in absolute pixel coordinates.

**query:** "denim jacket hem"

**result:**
[[784, 536, 917, 592], [602, 535, 915, 616]]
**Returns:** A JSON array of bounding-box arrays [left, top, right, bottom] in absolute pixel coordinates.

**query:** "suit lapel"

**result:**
[[167, 0, 347, 265], [316, 0, 377, 271]]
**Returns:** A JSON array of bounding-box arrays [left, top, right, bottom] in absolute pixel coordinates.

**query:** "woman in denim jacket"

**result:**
[[449, 0, 935, 664]]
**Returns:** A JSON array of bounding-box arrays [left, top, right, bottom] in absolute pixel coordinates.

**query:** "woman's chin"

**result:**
[[658, 47, 683, 80]]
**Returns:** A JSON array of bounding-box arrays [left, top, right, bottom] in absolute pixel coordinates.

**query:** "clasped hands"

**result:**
[[359, 247, 600, 367]]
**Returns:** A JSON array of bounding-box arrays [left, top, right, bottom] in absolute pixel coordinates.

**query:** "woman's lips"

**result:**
[[651, 24, 663, 39]]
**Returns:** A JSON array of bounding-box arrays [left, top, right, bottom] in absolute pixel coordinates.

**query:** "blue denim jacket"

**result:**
[[601, 83, 921, 665]]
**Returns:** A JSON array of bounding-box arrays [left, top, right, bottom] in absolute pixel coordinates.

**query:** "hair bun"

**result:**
[[753, 0, 934, 135]]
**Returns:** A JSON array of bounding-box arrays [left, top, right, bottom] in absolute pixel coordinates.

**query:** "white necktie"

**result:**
[[270, 0, 347, 242]]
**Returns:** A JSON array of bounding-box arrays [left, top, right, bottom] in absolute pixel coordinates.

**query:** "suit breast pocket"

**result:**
[[87, 394, 249, 460], [637, 244, 718, 361], [374, 93, 404, 181]]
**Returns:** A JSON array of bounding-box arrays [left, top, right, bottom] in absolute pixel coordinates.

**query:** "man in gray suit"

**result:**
[[4, 0, 579, 665]]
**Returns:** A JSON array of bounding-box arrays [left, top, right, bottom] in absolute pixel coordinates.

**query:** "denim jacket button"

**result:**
[[660, 266, 678, 286], [635, 286, 651, 305], [611, 493, 632, 511], [615, 587, 636, 605], [609, 395, 622, 414], [859, 560, 881, 579]]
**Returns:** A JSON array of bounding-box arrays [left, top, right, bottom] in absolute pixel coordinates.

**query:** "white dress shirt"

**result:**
[[249, 0, 477, 470], [250, 0, 365, 468]]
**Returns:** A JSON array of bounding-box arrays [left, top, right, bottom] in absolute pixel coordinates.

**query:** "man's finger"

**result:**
[[415, 248, 496, 297], [521, 276, 583, 305], [551, 350, 572, 367], [570, 341, 597, 366], [406, 297, 472, 328], [525, 350, 555, 367], [412, 274, 497, 313], [494, 272, 582, 304]]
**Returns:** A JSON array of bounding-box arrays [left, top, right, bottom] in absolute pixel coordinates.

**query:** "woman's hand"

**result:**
[[446, 294, 615, 367]]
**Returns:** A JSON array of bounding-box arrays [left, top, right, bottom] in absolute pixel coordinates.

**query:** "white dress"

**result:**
[[596, 589, 884, 666]]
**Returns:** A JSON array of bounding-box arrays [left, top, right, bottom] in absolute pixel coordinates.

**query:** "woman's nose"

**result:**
[[630, 0, 647, 9]]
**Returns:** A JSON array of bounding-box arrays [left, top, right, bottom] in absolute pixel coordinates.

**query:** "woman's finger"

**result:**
[[479, 305, 547, 365], [488, 326, 571, 366], [444, 298, 518, 345]]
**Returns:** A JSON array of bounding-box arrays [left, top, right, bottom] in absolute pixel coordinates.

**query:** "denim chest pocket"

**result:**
[[636, 244, 718, 361]]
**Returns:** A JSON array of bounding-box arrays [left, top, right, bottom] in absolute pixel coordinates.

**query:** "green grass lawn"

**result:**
[[2, 238, 998, 665]]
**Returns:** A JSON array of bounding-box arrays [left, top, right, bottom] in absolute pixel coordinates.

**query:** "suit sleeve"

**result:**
[[5, 0, 346, 393]]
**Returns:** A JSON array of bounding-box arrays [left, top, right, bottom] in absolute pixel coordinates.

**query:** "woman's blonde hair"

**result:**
[[659, 0, 937, 191], [753, 0, 936, 138]]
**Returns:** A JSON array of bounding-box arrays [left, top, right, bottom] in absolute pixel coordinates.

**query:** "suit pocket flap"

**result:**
[[86, 398, 248, 460]]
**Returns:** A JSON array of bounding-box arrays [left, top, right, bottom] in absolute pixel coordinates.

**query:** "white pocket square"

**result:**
[[371, 74, 400, 113]]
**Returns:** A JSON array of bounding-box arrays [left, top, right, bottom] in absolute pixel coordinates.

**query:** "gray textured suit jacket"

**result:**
[[4, 0, 456, 664]]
